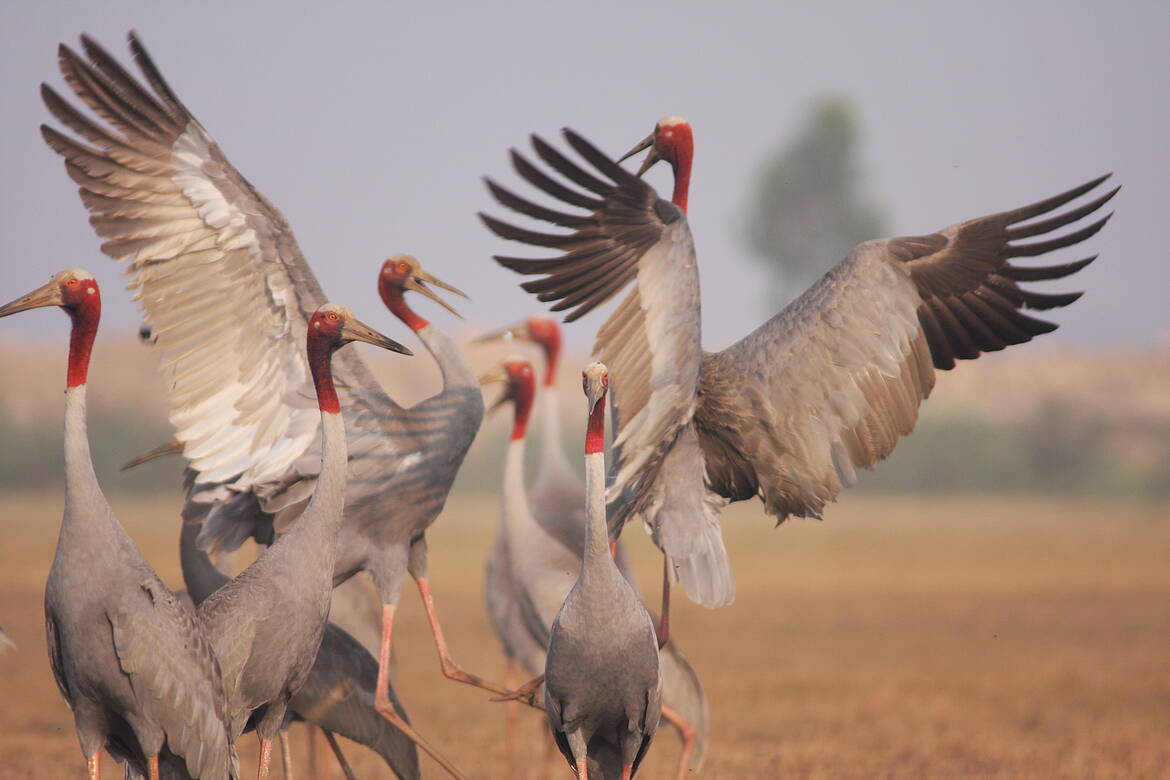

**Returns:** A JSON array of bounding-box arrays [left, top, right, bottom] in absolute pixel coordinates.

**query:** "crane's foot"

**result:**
[[661, 704, 697, 780], [374, 694, 469, 780], [490, 674, 545, 707], [321, 729, 358, 780]]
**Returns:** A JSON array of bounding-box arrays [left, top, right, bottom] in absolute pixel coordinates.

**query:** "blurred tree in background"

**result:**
[[745, 95, 886, 307]]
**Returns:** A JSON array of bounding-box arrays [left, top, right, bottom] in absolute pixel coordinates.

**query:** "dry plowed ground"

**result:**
[[0, 493, 1166, 778]]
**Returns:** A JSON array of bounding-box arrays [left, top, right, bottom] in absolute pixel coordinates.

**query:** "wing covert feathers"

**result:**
[[697, 175, 1114, 523]]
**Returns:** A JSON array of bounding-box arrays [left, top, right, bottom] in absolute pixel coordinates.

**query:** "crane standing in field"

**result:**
[[0, 270, 236, 780], [41, 34, 501, 775], [543, 362, 662, 780], [195, 303, 411, 779], [177, 522, 421, 780], [481, 117, 1117, 625], [477, 329, 708, 777]]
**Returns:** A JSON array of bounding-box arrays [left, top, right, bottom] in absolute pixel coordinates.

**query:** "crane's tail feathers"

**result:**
[[644, 427, 735, 609]]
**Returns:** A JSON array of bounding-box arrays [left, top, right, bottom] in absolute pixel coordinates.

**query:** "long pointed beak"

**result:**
[[342, 316, 413, 356], [472, 320, 526, 345], [0, 279, 63, 319], [618, 132, 661, 177], [408, 271, 466, 319]]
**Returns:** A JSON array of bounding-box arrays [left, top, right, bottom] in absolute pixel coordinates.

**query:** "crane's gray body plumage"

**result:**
[[178, 524, 420, 779], [45, 383, 235, 779], [195, 410, 348, 743], [543, 390, 661, 778], [485, 381, 708, 769], [482, 128, 1115, 610], [41, 33, 483, 622]]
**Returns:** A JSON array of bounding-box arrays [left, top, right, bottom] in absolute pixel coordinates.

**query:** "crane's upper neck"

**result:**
[[65, 291, 100, 388], [664, 125, 694, 214], [511, 380, 535, 442], [307, 333, 341, 414], [540, 337, 561, 388], [582, 398, 610, 570], [415, 322, 477, 389], [380, 286, 428, 332]]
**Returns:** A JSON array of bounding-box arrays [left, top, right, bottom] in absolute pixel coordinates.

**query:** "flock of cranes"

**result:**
[[1, 30, 1115, 780]]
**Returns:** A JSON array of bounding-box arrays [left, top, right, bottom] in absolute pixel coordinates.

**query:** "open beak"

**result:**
[[618, 131, 661, 177], [408, 269, 467, 319], [472, 320, 527, 345], [0, 279, 63, 319], [342, 316, 413, 356]]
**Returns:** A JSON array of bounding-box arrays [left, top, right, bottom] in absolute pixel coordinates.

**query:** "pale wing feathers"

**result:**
[[42, 34, 348, 497], [481, 129, 702, 529], [697, 175, 1115, 522], [110, 579, 237, 780]]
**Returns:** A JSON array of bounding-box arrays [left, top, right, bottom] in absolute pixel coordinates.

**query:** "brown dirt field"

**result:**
[[0, 492, 1167, 779]]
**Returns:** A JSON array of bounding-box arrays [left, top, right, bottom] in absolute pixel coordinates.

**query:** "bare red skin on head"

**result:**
[[526, 317, 562, 387], [657, 122, 694, 213], [63, 277, 101, 388], [507, 361, 536, 441], [378, 260, 428, 332], [307, 310, 343, 414], [584, 374, 609, 455]]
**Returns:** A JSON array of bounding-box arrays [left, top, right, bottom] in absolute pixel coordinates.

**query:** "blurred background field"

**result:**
[[1, 492, 1167, 778]]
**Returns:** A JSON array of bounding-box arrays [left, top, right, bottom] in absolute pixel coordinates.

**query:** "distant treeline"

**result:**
[[3, 398, 1166, 499]]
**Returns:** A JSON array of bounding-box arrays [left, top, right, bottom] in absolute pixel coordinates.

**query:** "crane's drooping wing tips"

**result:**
[[483, 178, 592, 229], [531, 134, 612, 196], [561, 128, 642, 187], [111, 579, 237, 780], [125, 31, 194, 120], [510, 148, 603, 210], [694, 175, 1114, 524]]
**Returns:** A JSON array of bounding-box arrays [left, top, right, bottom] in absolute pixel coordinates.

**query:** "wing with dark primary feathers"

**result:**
[[110, 577, 237, 780], [41, 33, 398, 519], [696, 175, 1116, 522], [481, 129, 702, 530]]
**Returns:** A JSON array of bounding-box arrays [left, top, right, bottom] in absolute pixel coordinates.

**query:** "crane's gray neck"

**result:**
[[59, 384, 125, 553], [416, 323, 476, 389], [503, 436, 538, 542], [180, 521, 229, 605], [538, 384, 573, 477], [581, 449, 610, 575], [287, 410, 348, 548]]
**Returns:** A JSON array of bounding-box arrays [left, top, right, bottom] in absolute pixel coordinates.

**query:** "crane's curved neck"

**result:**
[[382, 287, 428, 333], [180, 521, 229, 605], [66, 293, 99, 388], [582, 399, 609, 572], [541, 338, 561, 389], [298, 336, 349, 545], [668, 131, 694, 214], [416, 323, 477, 389], [502, 435, 533, 542]]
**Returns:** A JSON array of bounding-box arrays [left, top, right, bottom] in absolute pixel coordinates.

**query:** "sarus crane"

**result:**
[[478, 345, 708, 778], [195, 303, 410, 779], [40, 34, 494, 776], [0, 270, 236, 780], [542, 362, 662, 780], [481, 117, 1117, 628]]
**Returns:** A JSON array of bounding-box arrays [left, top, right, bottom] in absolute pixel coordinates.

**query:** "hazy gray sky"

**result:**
[[2, 0, 1166, 354]]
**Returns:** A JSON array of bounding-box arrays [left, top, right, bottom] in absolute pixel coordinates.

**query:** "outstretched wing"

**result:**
[[481, 129, 702, 524], [697, 176, 1116, 521], [41, 33, 394, 500], [110, 578, 237, 780]]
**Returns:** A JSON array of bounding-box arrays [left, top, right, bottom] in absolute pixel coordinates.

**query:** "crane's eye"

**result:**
[[65, 278, 79, 288], [397, 262, 410, 274], [327, 312, 339, 322]]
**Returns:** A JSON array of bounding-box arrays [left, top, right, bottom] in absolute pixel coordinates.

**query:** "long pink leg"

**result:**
[[661, 704, 697, 780], [86, 754, 100, 780], [620, 765, 633, 780], [278, 731, 293, 779], [576, 757, 589, 779], [372, 604, 470, 780], [148, 755, 160, 780], [415, 576, 526, 701], [256, 735, 272, 780]]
